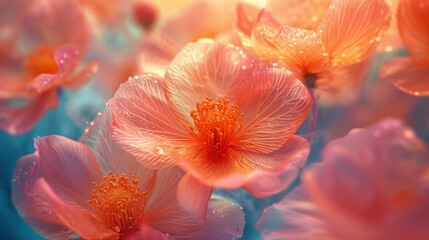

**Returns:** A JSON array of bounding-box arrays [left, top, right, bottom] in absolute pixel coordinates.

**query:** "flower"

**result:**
[[12, 111, 245, 239], [380, 0, 429, 96], [236, 0, 391, 103], [0, 0, 97, 135], [257, 119, 429, 240], [107, 40, 311, 201]]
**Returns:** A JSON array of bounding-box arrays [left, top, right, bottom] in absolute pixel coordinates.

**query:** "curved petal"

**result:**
[[318, 0, 391, 67], [234, 68, 312, 153], [33, 178, 114, 239], [0, 90, 58, 135], [397, 0, 429, 64], [187, 197, 245, 240], [122, 224, 166, 240], [164, 40, 262, 122], [64, 59, 98, 90], [107, 75, 191, 169], [12, 154, 77, 239], [177, 173, 213, 220], [380, 57, 429, 96], [144, 167, 202, 236], [266, 0, 331, 29], [253, 11, 329, 74], [244, 136, 309, 198], [32, 135, 103, 209], [256, 186, 334, 240], [236, 1, 262, 37]]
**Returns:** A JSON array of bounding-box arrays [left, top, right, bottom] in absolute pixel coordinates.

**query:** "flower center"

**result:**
[[88, 172, 147, 236], [188, 96, 244, 152], [24, 46, 58, 77]]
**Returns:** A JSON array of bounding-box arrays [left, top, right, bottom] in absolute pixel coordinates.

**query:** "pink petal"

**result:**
[[79, 111, 156, 186], [164, 40, 263, 122], [0, 90, 58, 135], [32, 178, 114, 239], [253, 11, 329, 74], [177, 173, 213, 220], [234, 68, 312, 153], [64, 59, 99, 90], [32, 135, 103, 209], [380, 57, 429, 96], [12, 154, 76, 239], [397, 0, 429, 64], [122, 225, 166, 240], [244, 136, 309, 198], [236, 1, 261, 37], [266, 0, 331, 29], [188, 197, 245, 240], [318, 0, 391, 67], [143, 167, 202, 236], [107, 75, 191, 169], [256, 186, 334, 240]]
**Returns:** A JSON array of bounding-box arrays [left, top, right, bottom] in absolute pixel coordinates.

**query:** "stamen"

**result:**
[[25, 46, 58, 77], [188, 96, 244, 152], [88, 172, 147, 236]]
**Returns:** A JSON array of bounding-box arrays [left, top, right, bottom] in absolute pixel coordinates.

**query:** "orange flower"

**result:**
[[380, 0, 429, 96], [12, 112, 245, 239], [107, 41, 311, 203], [236, 0, 391, 103]]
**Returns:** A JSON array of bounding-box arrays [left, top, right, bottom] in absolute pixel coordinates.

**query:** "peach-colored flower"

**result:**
[[0, 0, 97, 135], [380, 0, 429, 96], [257, 119, 429, 240], [236, 0, 391, 103], [107, 40, 311, 202], [12, 111, 245, 239]]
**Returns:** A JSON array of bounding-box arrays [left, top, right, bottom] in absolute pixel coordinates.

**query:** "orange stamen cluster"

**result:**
[[24, 46, 58, 77], [188, 96, 244, 152], [88, 172, 147, 235]]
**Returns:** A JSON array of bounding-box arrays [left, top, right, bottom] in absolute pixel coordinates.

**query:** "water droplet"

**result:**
[[114, 226, 121, 232], [154, 146, 164, 155]]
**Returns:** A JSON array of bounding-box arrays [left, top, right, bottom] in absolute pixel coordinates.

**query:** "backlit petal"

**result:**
[[177, 173, 213, 220]]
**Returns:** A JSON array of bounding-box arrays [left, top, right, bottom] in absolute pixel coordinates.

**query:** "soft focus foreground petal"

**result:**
[[319, 0, 391, 67], [244, 136, 309, 198], [79, 111, 155, 185], [377, 0, 402, 53], [122, 225, 166, 240], [12, 154, 77, 239], [165, 40, 261, 122], [33, 135, 103, 209], [64, 59, 98, 91], [380, 57, 429, 96], [234, 68, 312, 153], [236, 1, 262, 37], [252, 11, 329, 74], [144, 167, 201, 236], [397, 0, 429, 64], [305, 119, 429, 240], [177, 173, 212, 220], [266, 0, 331, 29], [107, 75, 190, 169], [256, 186, 334, 240], [33, 178, 114, 239], [188, 197, 245, 240], [0, 90, 58, 135]]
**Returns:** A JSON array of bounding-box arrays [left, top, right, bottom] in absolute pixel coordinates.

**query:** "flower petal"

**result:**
[[236, 1, 262, 37], [397, 0, 429, 64], [32, 135, 103, 209], [122, 225, 166, 240], [107, 74, 191, 169], [253, 11, 329, 74], [177, 173, 213, 221], [0, 90, 58, 135], [244, 136, 309, 198], [234, 68, 312, 153], [12, 154, 77, 239], [318, 0, 391, 66], [188, 197, 245, 240], [380, 57, 429, 96], [32, 178, 114, 239], [164, 40, 262, 122], [256, 186, 334, 240]]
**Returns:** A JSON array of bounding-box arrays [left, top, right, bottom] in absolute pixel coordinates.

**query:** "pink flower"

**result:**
[[0, 0, 97, 135], [380, 0, 429, 96], [236, 0, 391, 103], [257, 119, 429, 240], [107, 40, 311, 203], [12, 111, 245, 239]]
